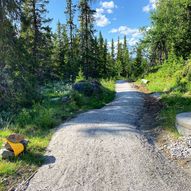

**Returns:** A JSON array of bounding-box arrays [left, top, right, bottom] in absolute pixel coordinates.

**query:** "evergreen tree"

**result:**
[[52, 22, 67, 79], [122, 35, 130, 78], [132, 44, 145, 79], [65, 0, 78, 81], [78, 0, 96, 79], [0, 0, 38, 109], [116, 37, 123, 77], [111, 38, 115, 61], [97, 32, 104, 77], [20, 0, 52, 82]]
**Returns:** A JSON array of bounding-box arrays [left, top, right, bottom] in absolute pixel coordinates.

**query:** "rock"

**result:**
[[61, 96, 70, 103], [176, 112, 191, 136], [73, 80, 102, 97], [20, 139, 29, 150], [0, 149, 14, 159], [7, 133, 24, 143], [4, 142, 13, 151]]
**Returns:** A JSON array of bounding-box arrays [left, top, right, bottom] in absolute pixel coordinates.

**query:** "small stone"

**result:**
[[7, 133, 24, 143], [170, 148, 182, 158], [0, 149, 14, 159]]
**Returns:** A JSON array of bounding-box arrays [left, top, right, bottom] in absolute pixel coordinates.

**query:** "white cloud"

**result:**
[[94, 1, 117, 27], [100, 1, 116, 9], [106, 9, 113, 14], [109, 25, 143, 47], [143, 0, 158, 13], [128, 38, 139, 46], [143, 5, 150, 13], [109, 26, 142, 36], [94, 10, 111, 27]]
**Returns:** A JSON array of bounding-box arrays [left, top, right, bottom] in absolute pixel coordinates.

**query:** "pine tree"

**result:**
[[132, 44, 145, 79], [116, 37, 123, 77], [20, 0, 52, 82], [111, 38, 115, 61], [65, 0, 76, 49], [0, 0, 38, 109], [65, 0, 78, 81], [78, 0, 96, 79], [97, 32, 104, 77], [52, 22, 66, 79], [122, 35, 130, 78], [103, 39, 108, 77]]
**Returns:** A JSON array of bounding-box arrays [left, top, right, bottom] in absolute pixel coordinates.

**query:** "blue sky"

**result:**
[[47, 0, 157, 46]]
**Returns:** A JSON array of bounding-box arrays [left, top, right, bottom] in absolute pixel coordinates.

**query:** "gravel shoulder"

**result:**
[[23, 81, 191, 191]]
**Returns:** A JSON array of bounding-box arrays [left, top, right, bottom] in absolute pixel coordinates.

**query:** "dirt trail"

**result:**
[[25, 81, 191, 191]]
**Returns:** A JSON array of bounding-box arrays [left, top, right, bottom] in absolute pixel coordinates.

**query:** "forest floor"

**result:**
[[23, 81, 191, 191]]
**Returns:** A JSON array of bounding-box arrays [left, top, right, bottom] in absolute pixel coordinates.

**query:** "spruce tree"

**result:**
[[65, 0, 78, 81], [116, 37, 123, 77], [111, 39, 115, 61], [78, 0, 96, 79], [20, 0, 52, 82], [122, 35, 130, 78]]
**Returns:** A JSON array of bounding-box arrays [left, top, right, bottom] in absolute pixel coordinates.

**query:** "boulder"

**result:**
[[73, 80, 102, 96], [7, 133, 24, 143], [176, 112, 191, 136], [0, 149, 14, 159]]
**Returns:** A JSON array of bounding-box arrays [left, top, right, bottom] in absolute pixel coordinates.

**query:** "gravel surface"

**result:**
[[24, 81, 191, 191]]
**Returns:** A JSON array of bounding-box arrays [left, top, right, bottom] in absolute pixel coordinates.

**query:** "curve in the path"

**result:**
[[25, 81, 191, 191]]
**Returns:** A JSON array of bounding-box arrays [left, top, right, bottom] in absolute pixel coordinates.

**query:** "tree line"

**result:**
[[0, 0, 137, 112]]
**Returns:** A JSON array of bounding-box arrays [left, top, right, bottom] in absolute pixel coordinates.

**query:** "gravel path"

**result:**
[[25, 81, 191, 191]]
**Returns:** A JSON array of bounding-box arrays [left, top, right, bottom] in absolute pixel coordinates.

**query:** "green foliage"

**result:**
[[142, 54, 185, 92], [15, 104, 57, 130], [75, 67, 85, 82], [143, 0, 191, 64]]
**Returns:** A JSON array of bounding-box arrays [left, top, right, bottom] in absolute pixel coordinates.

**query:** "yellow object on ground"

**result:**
[[6, 140, 24, 156]]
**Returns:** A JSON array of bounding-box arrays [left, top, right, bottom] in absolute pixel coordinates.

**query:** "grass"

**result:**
[[0, 79, 115, 191], [160, 93, 191, 138], [137, 58, 191, 138]]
